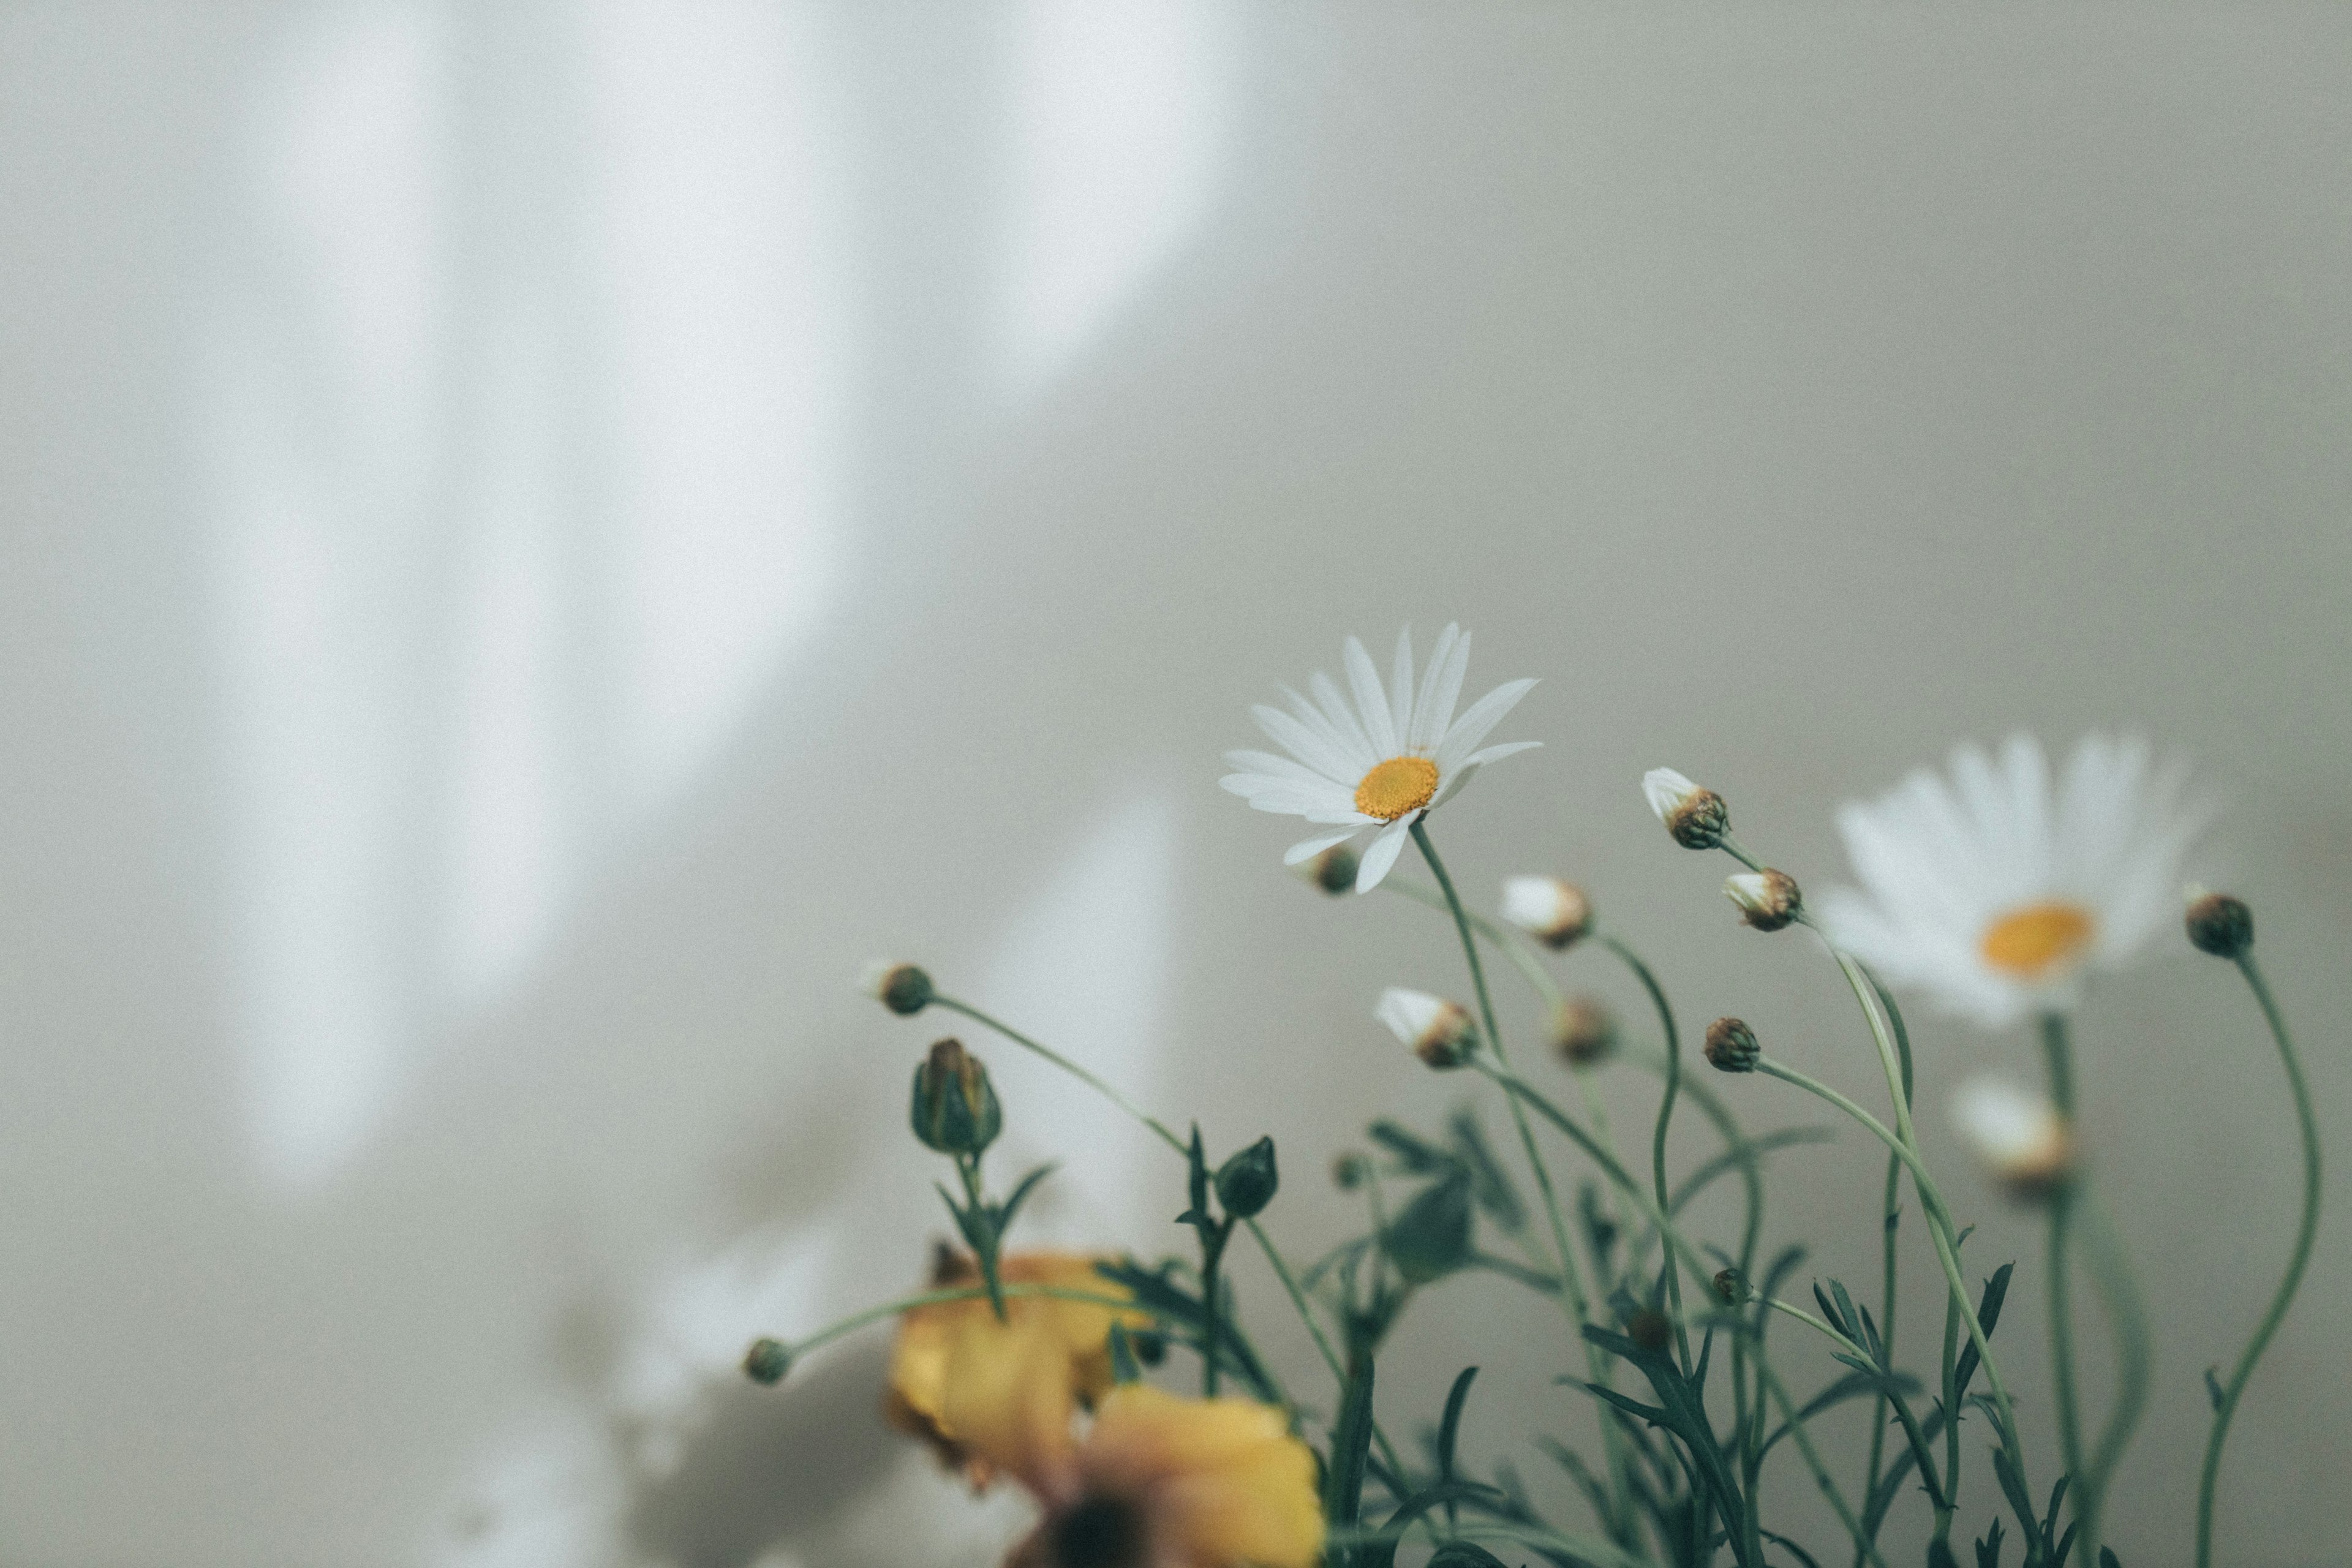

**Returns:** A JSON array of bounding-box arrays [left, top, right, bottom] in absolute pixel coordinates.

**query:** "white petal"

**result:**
[[1355, 815, 1416, 892], [1642, 767, 1699, 823], [1225, 748, 1348, 791], [1252, 703, 1360, 783], [1344, 636, 1399, 758], [1410, 624, 1468, 752], [1389, 626, 1416, 746], [1430, 763, 1480, 811], [1464, 739, 1542, 767], [1305, 674, 1379, 774], [1436, 677, 1537, 772], [1284, 829, 1360, 865]]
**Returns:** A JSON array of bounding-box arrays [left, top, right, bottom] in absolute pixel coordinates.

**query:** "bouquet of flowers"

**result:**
[[742, 626, 2319, 1568]]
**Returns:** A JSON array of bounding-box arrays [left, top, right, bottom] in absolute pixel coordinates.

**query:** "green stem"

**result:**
[[780, 1281, 1157, 1359], [1407, 822, 1640, 1548], [2196, 954, 2324, 1568], [2078, 1188, 2152, 1536], [1750, 1053, 2034, 1520], [1599, 932, 1695, 1372], [1200, 1224, 1229, 1396], [1751, 1350, 1892, 1568], [2038, 1013, 2089, 1559]]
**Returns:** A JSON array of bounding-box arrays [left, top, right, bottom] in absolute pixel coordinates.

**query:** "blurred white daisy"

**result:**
[[1374, 987, 1477, 1068], [1819, 734, 2211, 1028], [1221, 625, 1538, 893]]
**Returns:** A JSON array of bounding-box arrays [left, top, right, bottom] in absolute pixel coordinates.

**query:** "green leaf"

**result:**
[[2204, 1366, 2226, 1412], [1324, 1349, 1378, 1531], [1975, 1515, 2007, 1568], [1954, 1262, 2015, 1400], [1384, 1171, 1475, 1283], [1427, 1546, 1509, 1568], [1368, 1118, 1455, 1175], [1448, 1109, 1525, 1232], [993, 1161, 1058, 1234], [1107, 1322, 1142, 1384], [1437, 1365, 1479, 1488]]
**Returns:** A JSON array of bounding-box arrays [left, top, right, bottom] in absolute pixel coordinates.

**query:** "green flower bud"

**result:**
[[910, 1037, 1001, 1156], [1713, 1268, 1746, 1305], [742, 1336, 792, 1385], [1644, 767, 1728, 850], [1703, 1016, 1759, 1074], [863, 960, 934, 1016], [1383, 1172, 1474, 1283], [1549, 995, 1617, 1066], [1331, 1152, 1368, 1191], [1213, 1136, 1280, 1219], [1298, 842, 1360, 896], [2184, 889, 2253, 959]]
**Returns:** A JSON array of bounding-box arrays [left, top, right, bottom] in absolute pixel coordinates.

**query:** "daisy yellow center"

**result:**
[[1355, 756, 1439, 820], [1980, 902, 2097, 979]]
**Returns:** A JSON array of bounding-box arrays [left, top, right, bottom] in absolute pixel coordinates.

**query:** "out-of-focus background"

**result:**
[[4, 3, 2348, 1564]]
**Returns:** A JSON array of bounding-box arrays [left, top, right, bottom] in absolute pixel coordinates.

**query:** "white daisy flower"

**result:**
[[1950, 1077, 2074, 1197], [1818, 733, 2211, 1028], [1499, 874, 1592, 948], [1221, 625, 1539, 893]]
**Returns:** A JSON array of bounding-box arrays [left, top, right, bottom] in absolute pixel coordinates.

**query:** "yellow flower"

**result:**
[[957, 1325, 1322, 1568], [885, 1248, 1144, 1490]]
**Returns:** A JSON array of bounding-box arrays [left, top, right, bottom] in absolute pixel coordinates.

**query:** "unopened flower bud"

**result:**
[[1628, 1306, 1673, 1354], [1725, 869, 1801, 932], [1549, 995, 1617, 1066], [910, 1037, 1002, 1156], [1951, 1078, 2074, 1199], [742, 1336, 792, 1385], [1703, 1017, 1759, 1074], [2184, 888, 2253, 959], [1331, 1152, 1368, 1191], [1297, 842, 1361, 896], [1643, 767, 1728, 850], [1376, 987, 1479, 1069], [1499, 875, 1593, 949], [1713, 1268, 1746, 1305], [863, 960, 934, 1016], [1213, 1136, 1280, 1219]]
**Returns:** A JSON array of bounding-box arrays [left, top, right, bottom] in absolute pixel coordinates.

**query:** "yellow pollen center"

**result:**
[[1980, 902, 2097, 979], [1355, 756, 1439, 821]]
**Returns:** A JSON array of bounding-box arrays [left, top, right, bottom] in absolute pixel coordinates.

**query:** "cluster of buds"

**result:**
[[1703, 1016, 1759, 1073], [1376, 987, 1479, 1069], [1951, 1079, 2075, 1199], [1724, 869, 1802, 932], [1644, 768, 1729, 850], [1548, 995, 1617, 1066], [1500, 875, 1593, 949]]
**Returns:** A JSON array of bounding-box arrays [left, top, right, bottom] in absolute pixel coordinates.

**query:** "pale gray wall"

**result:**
[[2, 4, 2346, 1566]]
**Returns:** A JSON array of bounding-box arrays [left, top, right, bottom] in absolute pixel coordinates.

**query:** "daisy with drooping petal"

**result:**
[[947, 1321, 1324, 1568], [1221, 625, 1539, 894], [1818, 734, 2211, 1029]]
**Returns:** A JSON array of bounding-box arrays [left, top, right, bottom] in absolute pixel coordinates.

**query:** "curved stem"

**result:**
[[2196, 954, 2324, 1568], [2038, 1014, 2089, 1557], [2078, 1189, 2152, 1523], [1408, 823, 1640, 1546], [1600, 932, 1694, 1371], [1749, 1351, 1893, 1568], [782, 1281, 1155, 1359]]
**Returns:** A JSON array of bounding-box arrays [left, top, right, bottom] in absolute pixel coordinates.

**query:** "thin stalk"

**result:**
[[2038, 1014, 2089, 1558], [781, 1281, 1159, 1360], [2078, 1188, 2152, 1544], [1749, 1054, 2033, 1502], [1199, 1226, 1228, 1396], [1599, 931, 1695, 1372], [1751, 1351, 1893, 1568], [1407, 822, 1640, 1547], [2196, 954, 2324, 1568]]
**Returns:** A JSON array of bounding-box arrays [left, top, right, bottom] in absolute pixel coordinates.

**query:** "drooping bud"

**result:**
[[1296, 842, 1361, 897], [2184, 888, 2253, 959], [1330, 1152, 1368, 1191], [1213, 1136, 1280, 1219], [1548, 995, 1617, 1066], [1713, 1268, 1746, 1305], [1643, 767, 1728, 850], [863, 960, 934, 1016], [1725, 869, 1802, 932], [742, 1336, 792, 1386], [1950, 1078, 2074, 1199], [1627, 1306, 1673, 1354], [1375, 987, 1479, 1069], [910, 1037, 1002, 1156], [1703, 1016, 1759, 1074], [1499, 875, 1593, 949]]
